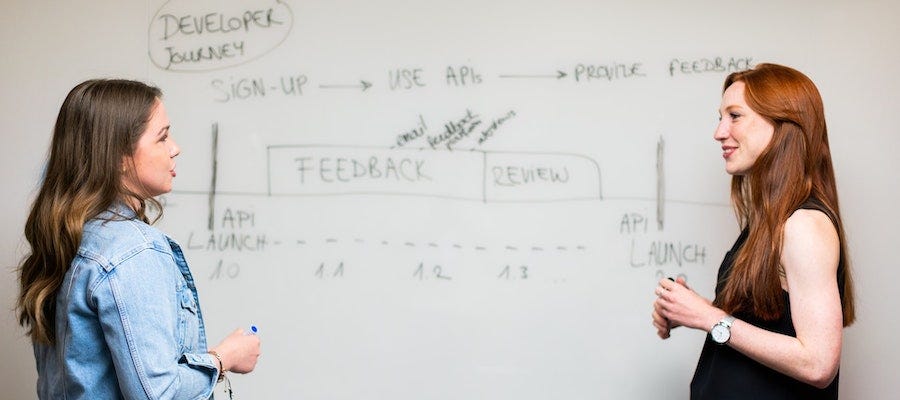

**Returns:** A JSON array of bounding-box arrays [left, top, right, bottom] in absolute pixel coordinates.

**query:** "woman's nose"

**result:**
[[713, 121, 728, 141], [169, 138, 181, 157]]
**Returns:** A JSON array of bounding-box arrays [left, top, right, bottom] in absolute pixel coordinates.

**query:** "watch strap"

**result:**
[[720, 315, 736, 328]]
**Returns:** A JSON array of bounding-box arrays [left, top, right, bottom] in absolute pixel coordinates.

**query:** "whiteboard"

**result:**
[[2, 1, 899, 399]]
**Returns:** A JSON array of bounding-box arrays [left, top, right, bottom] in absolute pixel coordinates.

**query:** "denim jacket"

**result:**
[[34, 205, 219, 399]]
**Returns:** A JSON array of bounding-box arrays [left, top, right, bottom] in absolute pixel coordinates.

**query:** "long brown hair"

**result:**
[[17, 79, 163, 345], [714, 64, 855, 326]]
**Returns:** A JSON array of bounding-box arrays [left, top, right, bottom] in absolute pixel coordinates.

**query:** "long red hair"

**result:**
[[715, 64, 855, 326]]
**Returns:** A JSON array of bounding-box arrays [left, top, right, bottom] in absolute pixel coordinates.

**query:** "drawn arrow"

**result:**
[[318, 80, 372, 91], [498, 70, 567, 79]]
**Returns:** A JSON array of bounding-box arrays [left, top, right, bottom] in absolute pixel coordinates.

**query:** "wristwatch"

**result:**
[[710, 315, 736, 345]]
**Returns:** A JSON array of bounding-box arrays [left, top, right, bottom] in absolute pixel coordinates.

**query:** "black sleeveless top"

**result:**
[[690, 199, 845, 399]]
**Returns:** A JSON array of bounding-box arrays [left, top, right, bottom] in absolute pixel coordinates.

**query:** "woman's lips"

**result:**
[[722, 146, 736, 159]]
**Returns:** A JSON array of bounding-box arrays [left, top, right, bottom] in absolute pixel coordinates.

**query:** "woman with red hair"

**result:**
[[652, 64, 855, 399]]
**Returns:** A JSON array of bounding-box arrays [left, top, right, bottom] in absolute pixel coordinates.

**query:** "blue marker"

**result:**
[[246, 325, 258, 335]]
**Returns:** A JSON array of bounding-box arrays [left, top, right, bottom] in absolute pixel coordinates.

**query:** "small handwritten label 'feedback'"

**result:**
[[393, 109, 518, 150]]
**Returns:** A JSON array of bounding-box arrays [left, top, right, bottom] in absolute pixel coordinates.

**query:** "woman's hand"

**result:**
[[652, 277, 722, 337], [210, 328, 261, 374]]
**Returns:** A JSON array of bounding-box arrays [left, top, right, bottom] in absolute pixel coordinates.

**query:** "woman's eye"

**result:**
[[729, 112, 741, 120]]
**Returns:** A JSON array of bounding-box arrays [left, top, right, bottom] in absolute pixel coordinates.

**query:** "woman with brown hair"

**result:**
[[652, 63, 855, 399], [17, 79, 260, 399]]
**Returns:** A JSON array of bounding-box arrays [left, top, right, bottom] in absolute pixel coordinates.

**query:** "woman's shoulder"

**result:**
[[80, 214, 172, 269], [785, 208, 837, 240], [781, 208, 840, 276]]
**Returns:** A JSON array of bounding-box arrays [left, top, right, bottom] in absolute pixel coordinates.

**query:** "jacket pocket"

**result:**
[[176, 279, 200, 353]]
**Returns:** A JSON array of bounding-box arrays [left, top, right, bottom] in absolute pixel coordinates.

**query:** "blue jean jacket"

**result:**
[[34, 205, 220, 399]]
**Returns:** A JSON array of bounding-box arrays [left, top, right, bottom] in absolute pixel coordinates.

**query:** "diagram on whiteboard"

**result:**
[[139, 1, 758, 399]]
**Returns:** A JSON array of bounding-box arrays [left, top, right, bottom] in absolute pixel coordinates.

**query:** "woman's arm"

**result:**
[[654, 209, 843, 388], [731, 209, 843, 387], [95, 247, 218, 399]]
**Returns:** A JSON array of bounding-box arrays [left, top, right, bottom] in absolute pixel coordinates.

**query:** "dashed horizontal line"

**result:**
[[290, 238, 586, 252]]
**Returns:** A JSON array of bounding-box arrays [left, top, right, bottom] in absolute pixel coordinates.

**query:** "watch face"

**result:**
[[711, 324, 730, 344]]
